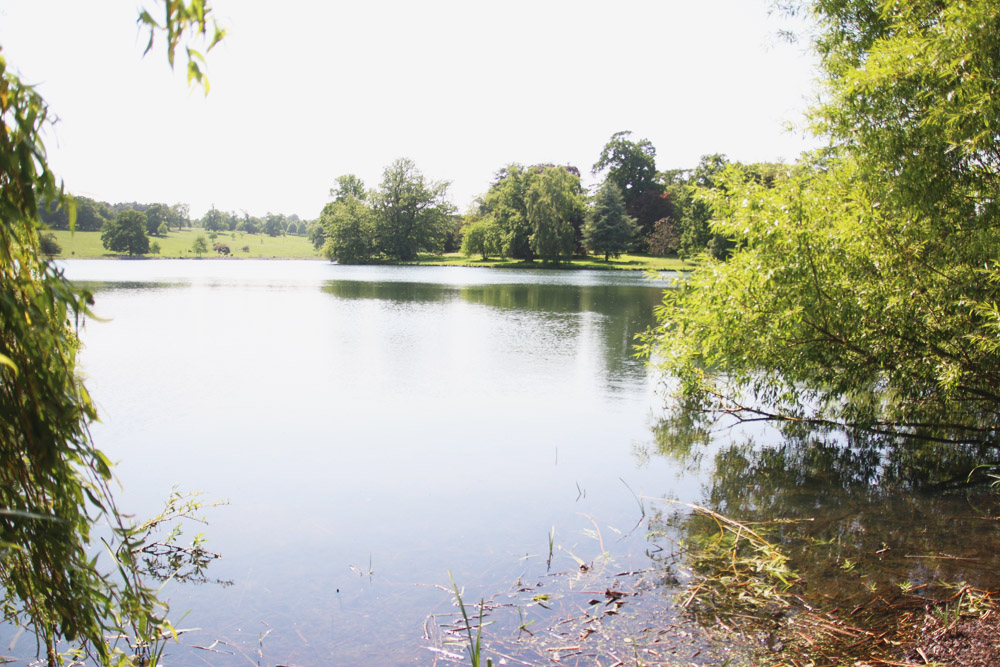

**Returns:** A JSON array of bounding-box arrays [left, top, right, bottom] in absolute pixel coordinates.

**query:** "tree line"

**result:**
[[315, 136, 785, 265], [38, 138, 780, 264], [39, 195, 308, 257]]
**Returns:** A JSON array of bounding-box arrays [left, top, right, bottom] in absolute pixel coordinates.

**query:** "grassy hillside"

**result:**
[[49, 229, 322, 259]]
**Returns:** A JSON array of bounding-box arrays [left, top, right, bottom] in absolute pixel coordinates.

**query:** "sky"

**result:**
[[0, 0, 821, 221]]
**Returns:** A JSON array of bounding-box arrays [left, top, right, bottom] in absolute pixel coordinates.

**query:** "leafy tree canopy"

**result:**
[[526, 166, 582, 262], [330, 174, 367, 202], [0, 2, 224, 663], [371, 158, 453, 261], [643, 0, 1000, 447], [592, 131, 659, 205], [322, 195, 376, 264], [101, 210, 151, 256], [583, 181, 637, 261]]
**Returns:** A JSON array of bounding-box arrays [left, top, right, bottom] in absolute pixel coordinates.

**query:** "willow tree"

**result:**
[[526, 166, 583, 262], [0, 2, 223, 664], [643, 0, 1000, 447]]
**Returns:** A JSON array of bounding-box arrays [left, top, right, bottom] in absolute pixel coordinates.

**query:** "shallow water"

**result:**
[[50, 260, 713, 665], [12, 259, 997, 666]]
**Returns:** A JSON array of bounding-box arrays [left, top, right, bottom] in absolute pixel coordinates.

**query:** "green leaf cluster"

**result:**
[[137, 0, 226, 92], [474, 164, 584, 262], [583, 181, 637, 261], [320, 159, 454, 263], [1, 3, 227, 663], [643, 0, 1000, 445], [101, 210, 150, 256]]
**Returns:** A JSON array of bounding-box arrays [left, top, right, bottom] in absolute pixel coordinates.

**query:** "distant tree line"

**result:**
[[317, 134, 788, 266], [199, 209, 309, 237], [38, 198, 192, 234], [39, 134, 787, 263], [38, 195, 311, 257]]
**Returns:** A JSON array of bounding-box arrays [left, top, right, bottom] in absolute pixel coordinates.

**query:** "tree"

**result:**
[[263, 213, 285, 237], [477, 164, 534, 259], [583, 182, 637, 261], [171, 202, 190, 230], [38, 232, 62, 256], [38, 195, 111, 231], [526, 166, 581, 262], [592, 131, 665, 246], [0, 2, 223, 664], [157, 221, 169, 236], [144, 203, 171, 235], [200, 207, 235, 231], [460, 216, 502, 260], [101, 210, 150, 256], [321, 196, 376, 264], [237, 214, 261, 235], [330, 174, 367, 201], [643, 0, 1000, 446], [307, 219, 325, 249], [592, 131, 658, 207], [192, 234, 208, 257], [371, 158, 452, 261]]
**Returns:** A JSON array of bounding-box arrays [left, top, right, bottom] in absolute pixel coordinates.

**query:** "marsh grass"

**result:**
[[651, 500, 1000, 666], [448, 573, 493, 667]]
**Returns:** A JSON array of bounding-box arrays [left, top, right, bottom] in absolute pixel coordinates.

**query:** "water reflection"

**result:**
[[321, 278, 662, 387], [43, 261, 683, 666], [645, 418, 1000, 597]]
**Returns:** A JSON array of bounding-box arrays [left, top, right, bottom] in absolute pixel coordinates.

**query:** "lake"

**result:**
[[51, 259, 726, 666], [19, 259, 998, 666]]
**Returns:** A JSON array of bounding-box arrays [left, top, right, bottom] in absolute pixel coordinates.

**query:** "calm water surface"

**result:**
[[36, 260, 999, 666], [58, 260, 707, 665]]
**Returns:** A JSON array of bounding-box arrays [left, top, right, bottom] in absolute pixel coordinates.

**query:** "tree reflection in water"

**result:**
[[641, 416, 1000, 661]]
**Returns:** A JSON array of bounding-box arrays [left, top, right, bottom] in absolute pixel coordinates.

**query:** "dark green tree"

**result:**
[[371, 158, 452, 261], [144, 203, 171, 236], [592, 131, 666, 247], [584, 181, 637, 261], [592, 131, 658, 209], [101, 210, 150, 256], [38, 195, 111, 231], [263, 213, 284, 237]]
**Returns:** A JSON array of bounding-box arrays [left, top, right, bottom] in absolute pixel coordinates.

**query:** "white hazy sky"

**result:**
[[0, 0, 820, 220]]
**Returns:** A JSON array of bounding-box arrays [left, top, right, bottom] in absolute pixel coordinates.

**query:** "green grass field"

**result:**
[[50, 229, 323, 260], [48, 229, 693, 271]]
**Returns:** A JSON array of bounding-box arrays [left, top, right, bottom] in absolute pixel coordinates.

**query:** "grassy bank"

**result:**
[[49, 229, 323, 260], [48, 230, 693, 270], [403, 252, 693, 271]]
